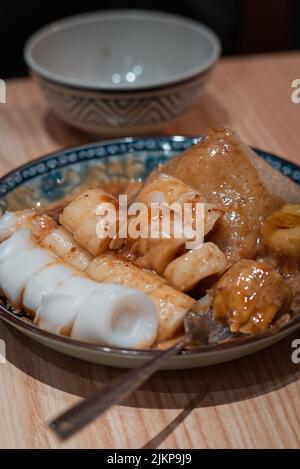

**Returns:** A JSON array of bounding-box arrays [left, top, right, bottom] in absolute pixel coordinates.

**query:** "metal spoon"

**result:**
[[49, 304, 230, 441]]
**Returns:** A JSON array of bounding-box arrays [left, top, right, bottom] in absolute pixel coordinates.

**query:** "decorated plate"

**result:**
[[0, 136, 299, 369]]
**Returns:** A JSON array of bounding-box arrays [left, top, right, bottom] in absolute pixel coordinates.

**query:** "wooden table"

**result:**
[[1, 53, 300, 449]]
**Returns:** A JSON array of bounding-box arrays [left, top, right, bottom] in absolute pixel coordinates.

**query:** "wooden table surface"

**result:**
[[1, 53, 300, 449]]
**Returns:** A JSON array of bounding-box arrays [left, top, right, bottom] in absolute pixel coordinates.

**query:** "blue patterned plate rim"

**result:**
[[0, 136, 299, 193], [0, 135, 299, 357]]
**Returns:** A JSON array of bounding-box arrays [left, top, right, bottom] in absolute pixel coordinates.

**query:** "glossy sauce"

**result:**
[[211, 259, 292, 334], [148, 128, 282, 261]]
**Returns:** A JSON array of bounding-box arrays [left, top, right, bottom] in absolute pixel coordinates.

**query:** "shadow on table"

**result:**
[[3, 322, 299, 402], [1, 321, 299, 447], [44, 111, 96, 147]]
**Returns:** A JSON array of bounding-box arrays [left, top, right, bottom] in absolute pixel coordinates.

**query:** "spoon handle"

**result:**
[[49, 338, 186, 440]]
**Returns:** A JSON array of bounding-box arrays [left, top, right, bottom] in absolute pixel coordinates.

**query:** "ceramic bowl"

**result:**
[[24, 10, 221, 135], [0, 136, 300, 369]]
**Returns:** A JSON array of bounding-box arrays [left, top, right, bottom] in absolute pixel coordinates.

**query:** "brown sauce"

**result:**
[[44, 181, 142, 221]]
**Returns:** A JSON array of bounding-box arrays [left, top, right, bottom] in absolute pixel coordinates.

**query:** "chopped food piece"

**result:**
[[0, 210, 195, 342], [136, 173, 223, 237], [261, 204, 300, 256], [210, 260, 292, 334], [164, 242, 227, 292], [0, 225, 158, 349], [1, 126, 299, 350], [87, 252, 195, 341], [148, 127, 283, 261], [0, 230, 53, 306], [42, 226, 93, 271], [0, 209, 56, 242], [59, 188, 118, 256], [121, 173, 223, 282]]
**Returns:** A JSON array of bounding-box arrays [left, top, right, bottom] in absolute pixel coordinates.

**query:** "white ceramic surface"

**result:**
[[24, 10, 220, 135], [24, 10, 221, 90]]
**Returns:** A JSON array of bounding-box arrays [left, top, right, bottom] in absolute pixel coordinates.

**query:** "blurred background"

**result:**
[[1, 0, 299, 78]]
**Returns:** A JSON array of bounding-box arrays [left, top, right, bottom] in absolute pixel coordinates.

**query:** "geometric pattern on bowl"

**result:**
[[35, 74, 209, 134]]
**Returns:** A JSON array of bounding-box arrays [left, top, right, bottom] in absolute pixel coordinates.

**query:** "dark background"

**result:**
[[1, 0, 299, 78]]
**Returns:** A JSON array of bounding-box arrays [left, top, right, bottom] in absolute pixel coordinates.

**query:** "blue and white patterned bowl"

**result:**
[[0, 136, 299, 369], [24, 10, 220, 136]]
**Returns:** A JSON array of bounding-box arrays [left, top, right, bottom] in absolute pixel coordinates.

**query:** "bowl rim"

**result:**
[[0, 136, 300, 359], [32, 66, 212, 95], [23, 9, 221, 91]]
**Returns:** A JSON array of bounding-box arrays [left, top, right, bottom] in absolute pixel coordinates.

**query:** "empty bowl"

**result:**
[[24, 10, 221, 135]]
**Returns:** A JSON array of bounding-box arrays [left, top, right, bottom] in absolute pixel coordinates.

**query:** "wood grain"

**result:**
[[0, 53, 300, 449]]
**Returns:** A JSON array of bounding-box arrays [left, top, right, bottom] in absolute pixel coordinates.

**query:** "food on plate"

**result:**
[[0, 209, 56, 242], [210, 260, 292, 334], [148, 127, 295, 261], [42, 218, 196, 341], [0, 225, 157, 349], [120, 173, 224, 277], [46, 228, 195, 341], [86, 253, 195, 341], [0, 209, 195, 343], [0, 126, 299, 350], [42, 226, 93, 271], [59, 188, 119, 256], [164, 242, 227, 292], [58, 174, 226, 293], [135, 173, 223, 237], [43, 215, 196, 341], [261, 204, 300, 257]]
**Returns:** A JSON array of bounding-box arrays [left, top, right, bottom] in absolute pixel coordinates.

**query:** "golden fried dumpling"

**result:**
[[261, 204, 300, 257], [210, 260, 292, 334]]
